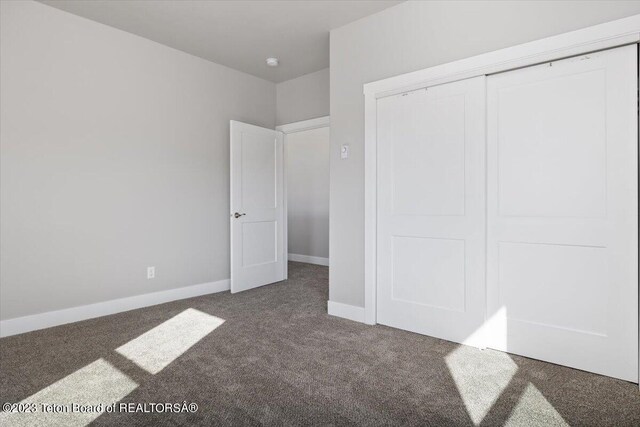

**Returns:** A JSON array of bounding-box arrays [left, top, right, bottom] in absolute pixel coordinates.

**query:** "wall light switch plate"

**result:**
[[147, 266, 155, 279], [341, 144, 349, 159]]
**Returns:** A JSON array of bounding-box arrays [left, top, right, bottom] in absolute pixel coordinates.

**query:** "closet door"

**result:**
[[486, 45, 638, 381], [376, 76, 486, 347]]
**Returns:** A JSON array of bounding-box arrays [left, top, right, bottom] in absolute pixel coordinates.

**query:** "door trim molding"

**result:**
[[363, 15, 640, 99], [363, 14, 640, 386], [276, 116, 330, 134]]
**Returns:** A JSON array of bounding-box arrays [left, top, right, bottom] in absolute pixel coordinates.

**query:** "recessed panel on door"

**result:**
[[486, 45, 638, 381], [377, 76, 486, 347], [496, 69, 607, 219], [392, 236, 466, 312], [241, 133, 277, 209], [391, 93, 466, 216], [242, 221, 277, 267]]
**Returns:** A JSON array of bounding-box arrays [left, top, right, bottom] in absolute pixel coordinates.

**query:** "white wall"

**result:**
[[0, 1, 276, 320], [276, 68, 329, 126], [286, 127, 330, 260], [329, 0, 640, 308]]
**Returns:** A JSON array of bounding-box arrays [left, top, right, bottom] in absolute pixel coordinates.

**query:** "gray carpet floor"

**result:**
[[1, 261, 639, 426]]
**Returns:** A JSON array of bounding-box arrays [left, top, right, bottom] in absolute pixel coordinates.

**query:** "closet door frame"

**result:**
[[363, 14, 640, 385]]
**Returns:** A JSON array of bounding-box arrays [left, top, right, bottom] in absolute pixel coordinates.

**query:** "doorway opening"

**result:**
[[278, 116, 331, 269]]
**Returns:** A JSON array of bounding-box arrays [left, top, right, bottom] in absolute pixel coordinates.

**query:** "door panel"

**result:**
[[376, 76, 486, 347], [391, 93, 466, 216], [241, 132, 277, 209], [496, 69, 607, 218], [241, 221, 278, 267], [486, 45, 638, 381], [230, 121, 284, 293], [392, 236, 466, 311]]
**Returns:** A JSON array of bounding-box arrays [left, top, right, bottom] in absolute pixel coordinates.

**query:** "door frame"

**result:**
[[363, 14, 640, 383], [276, 115, 330, 278]]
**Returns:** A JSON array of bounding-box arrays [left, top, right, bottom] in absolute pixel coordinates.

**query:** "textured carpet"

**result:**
[[1, 262, 639, 426]]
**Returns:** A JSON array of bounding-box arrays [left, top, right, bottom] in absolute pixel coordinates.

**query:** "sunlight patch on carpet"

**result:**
[[445, 345, 517, 425], [0, 358, 137, 427], [505, 383, 569, 426], [115, 308, 224, 374]]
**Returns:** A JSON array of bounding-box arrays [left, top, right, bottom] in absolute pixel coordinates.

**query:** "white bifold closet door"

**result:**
[[376, 44, 637, 382], [376, 76, 487, 347], [485, 45, 638, 382]]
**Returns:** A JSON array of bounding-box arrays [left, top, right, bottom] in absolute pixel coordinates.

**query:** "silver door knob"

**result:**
[[234, 212, 246, 219]]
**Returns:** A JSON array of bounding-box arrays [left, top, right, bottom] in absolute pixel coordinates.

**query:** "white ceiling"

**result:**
[[38, 0, 402, 83]]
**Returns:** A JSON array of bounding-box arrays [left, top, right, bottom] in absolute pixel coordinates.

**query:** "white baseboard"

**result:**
[[288, 253, 329, 266], [0, 279, 230, 338], [327, 300, 365, 323]]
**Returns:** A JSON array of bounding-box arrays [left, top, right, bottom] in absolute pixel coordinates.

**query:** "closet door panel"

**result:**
[[486, 45, 638, 381], [376, 76, 486, 347]]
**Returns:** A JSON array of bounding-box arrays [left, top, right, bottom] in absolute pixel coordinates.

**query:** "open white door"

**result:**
[[230, 121, 285, 293]]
